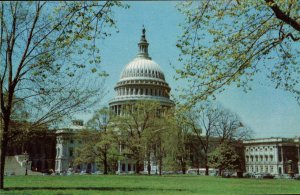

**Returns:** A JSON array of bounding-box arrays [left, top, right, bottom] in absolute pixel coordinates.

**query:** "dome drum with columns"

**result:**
[[109, 28, 174, 114]]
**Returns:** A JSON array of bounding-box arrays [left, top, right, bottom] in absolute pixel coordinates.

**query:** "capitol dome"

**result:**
[[109, 28, 174, 115], [120, 58, 165, 81]]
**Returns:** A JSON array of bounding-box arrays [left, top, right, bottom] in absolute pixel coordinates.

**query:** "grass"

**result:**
[[2, 175, 300, 195]]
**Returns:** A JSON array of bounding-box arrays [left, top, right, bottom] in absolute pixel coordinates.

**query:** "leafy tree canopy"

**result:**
[[176, 0, 300, 106], [0, 1, 127, 189], [208, 142, 240, 174]]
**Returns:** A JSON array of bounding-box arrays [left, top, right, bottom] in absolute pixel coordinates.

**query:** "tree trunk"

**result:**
[[0, 119, 9, 189], [181, 160, 186, 174], [103, 152, 108, 175], [147, 154, 151, 175], [135, 160, 140, 174], [205, 157, 209, 175], [158, 157, 162, 176]]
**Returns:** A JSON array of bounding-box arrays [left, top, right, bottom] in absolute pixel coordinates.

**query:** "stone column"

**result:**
[[125, 160, 128, 173], [297, 145, 300, 163], [118, 142, 122, 174], [297, 145, 300, 173], [281, 146, 284, 163]]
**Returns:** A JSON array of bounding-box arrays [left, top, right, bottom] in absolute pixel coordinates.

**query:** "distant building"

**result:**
[[6, 122, 56, 173], [243, 138, 300, 175], [55, 120, 98, 174]]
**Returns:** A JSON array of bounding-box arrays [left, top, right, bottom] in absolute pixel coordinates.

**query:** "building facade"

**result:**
[[244, 138, 300, 175], [6, 124, 56, 173], [109, 27, 174, 173], [55, 120, 98, 174]]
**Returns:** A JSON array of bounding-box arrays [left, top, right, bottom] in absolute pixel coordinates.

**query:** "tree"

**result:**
[[208, 142, 240, 176], [214, 107, 253, 144], [113, 101, 160, 174], [112, 100, 174, 175], [0, 1, 126, 189], [176, 1, 300, 105], [179, 102, 219, 175], [150, 108, 176, 175], [74, 107, 119, 174], [163, 109, 192, 174]]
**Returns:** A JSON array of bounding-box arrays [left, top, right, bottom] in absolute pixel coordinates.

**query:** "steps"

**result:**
[[4, 156, 41, 176]]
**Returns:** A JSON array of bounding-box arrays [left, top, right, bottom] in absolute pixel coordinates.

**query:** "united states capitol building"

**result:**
[[55, 28, 174, 174], [5, 28, 300, 176]]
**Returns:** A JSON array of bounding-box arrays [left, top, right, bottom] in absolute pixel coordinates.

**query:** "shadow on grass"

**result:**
[[4, 187, 189, 192]]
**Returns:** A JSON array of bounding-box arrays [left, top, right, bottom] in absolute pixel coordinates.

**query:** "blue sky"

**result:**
[[87, 1, 300, 138]]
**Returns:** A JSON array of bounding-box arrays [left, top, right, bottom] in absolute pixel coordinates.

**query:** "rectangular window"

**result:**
[[69, 148, 73, 157], [278, 146, 282, 162], [270, 166, 273, 173]]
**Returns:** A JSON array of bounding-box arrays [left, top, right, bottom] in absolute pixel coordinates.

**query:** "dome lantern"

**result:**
[[137, 26, 151, 59]]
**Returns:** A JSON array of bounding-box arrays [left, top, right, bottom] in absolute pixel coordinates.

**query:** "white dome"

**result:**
[[109, 27, 174, 110], [120, 57, 165, 81]]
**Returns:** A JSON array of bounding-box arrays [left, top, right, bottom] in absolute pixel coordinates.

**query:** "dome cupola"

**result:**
[[137, 27, 150, 59]]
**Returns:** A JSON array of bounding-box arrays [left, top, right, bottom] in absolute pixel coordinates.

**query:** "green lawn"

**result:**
[[2, 175, 300, 195]]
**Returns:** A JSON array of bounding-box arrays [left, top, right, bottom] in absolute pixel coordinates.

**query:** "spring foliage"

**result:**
[[176, 0, 300, 105]]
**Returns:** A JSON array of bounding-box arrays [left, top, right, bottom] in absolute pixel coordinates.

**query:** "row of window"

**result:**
[[246, 165, 274, 173], [116, 87, 169, 98], [246, 146, 275, 152], [246, 155, 274, 162], [121, 163, 136, 172], [118, 80, 167, 86]]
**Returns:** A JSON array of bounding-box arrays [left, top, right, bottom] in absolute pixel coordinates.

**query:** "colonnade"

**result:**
[[115, 86, 169, 98]]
